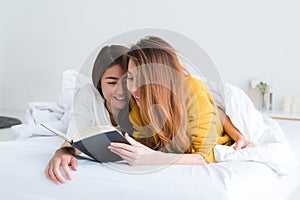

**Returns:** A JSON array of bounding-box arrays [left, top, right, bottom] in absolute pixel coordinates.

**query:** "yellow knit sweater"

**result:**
[[129, 76, 232, 163]]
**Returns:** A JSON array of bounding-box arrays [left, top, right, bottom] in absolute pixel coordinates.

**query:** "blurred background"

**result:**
[[1, 0, 300, 112]]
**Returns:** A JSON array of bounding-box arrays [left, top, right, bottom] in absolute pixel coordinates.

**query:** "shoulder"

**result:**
[[185, 76, 210, 94], [75, 83, 102, 100], [184, 76, 216, 108], [78, 83, 100, 96], [73, 83, 104, 109]]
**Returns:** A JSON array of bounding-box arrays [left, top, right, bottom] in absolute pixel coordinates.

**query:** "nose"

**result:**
[[113, 80, 125, 95]]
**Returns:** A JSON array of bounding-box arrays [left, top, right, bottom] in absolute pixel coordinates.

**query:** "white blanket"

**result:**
[[1, 125, 300, 200], [214, 83, 298, 175], [0, 136, 287, 200], [10, 70, 298, 175]]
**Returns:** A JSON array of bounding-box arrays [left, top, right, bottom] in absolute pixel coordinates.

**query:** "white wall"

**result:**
[[1, 0, 300, 111]]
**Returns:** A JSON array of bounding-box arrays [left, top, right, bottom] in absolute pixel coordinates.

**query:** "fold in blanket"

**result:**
[[213, 83, 298, 175]]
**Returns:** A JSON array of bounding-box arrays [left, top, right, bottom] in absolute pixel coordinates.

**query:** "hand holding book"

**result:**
[[42, 123, 130, 163]]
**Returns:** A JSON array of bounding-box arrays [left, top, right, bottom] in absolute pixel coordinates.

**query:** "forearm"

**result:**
[[109, 134, 209, 166], [171, 153, 208, 165], [218, 108, 244, 142], [223, 115, 244, 142], [153, 152, 208, 165], [218, 110, 254, 150]]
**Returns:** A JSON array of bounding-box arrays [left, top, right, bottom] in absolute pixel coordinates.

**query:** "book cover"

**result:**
[[41, 124, 130, 163]]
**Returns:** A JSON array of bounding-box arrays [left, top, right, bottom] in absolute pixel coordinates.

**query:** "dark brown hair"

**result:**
[[92, 45, 129, 97], [92, 45, 133, 134]]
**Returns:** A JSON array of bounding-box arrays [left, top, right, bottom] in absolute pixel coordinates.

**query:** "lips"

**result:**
[[134, 95, 140, 102], [113, 96, 126, 101]]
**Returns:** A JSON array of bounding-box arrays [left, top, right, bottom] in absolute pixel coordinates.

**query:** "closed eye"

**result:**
[[127, 72, 134, 81], [105, 77, 119, 85], [107, 82, 117, 85]]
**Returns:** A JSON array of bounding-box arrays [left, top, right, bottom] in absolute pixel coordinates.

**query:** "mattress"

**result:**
[[0, 120, 299, 200]]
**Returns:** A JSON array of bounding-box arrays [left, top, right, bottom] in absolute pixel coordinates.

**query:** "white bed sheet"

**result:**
[[266, 120, 300, 200], [0, 120, 299, 200]]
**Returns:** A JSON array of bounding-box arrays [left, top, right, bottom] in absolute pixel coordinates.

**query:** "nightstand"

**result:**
[[263, 110, 300, 121]]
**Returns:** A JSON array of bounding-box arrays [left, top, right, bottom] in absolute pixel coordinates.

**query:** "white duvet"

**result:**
[[2, 74, 300, 199], [11, 70, 298, 176], [1, 127, 299, 200], [0, 136, 288, 200], [213, 83, 298, 175]]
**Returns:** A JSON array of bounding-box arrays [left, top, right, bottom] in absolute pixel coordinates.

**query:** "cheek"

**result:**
[[127, 80, 135, 93], [126, 81, 131, 91], [101, 85, 113, 101]]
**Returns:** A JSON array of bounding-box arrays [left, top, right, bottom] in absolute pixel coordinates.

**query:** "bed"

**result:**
[[0, 119, 299, 200]]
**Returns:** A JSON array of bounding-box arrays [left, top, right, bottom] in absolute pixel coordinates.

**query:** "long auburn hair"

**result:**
[[125, 36, 192, 153]]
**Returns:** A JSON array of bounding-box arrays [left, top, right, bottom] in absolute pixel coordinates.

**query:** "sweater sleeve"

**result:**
[[185, 77, 223, 163]]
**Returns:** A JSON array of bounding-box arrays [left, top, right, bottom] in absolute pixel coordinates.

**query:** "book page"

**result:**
[[72, 126, 121, 142], [76, 152, 97, 162], [41, 123, 70, 141]]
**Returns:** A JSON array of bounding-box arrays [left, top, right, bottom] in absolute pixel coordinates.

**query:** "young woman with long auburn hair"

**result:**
[[108, 36, 253, 165]]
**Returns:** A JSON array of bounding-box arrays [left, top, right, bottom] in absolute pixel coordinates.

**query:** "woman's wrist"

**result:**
[[228, 130, 244, 142], [56, 146, 77, 156]]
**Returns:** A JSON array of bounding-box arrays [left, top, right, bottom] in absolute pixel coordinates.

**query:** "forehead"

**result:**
[[103, 64, 124, 77], [128, 59, 137, 71]]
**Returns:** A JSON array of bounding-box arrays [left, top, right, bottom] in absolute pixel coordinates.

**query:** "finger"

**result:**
[[52, 160, 66, 184], [110, 149, 132, 162], [232, 143, 239, 150], [61, 159, 72, 180], [246, 142, 255, 148], [124, 133, 141, 145], [70, 156, 78, 171], [48, 165, 62, 184], [45, 163, 51, 180], [234, 142, 243, 150], [110, 142, 135, 152], [232, 143, 237, 150], [46, 161, 58, 183], [109, 146, 133, 158]]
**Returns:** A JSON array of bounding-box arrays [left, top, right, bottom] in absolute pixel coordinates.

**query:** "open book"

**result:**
[[41, 124, 130, 163]]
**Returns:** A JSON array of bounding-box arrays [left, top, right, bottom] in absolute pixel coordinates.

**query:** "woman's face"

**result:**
[[101, 64, 127, 113], [127, 59, 140, 107]]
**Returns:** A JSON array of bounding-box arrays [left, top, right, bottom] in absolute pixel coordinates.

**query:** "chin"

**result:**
[[113, 102, 127, 110], [136, 102, 140, 107]]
